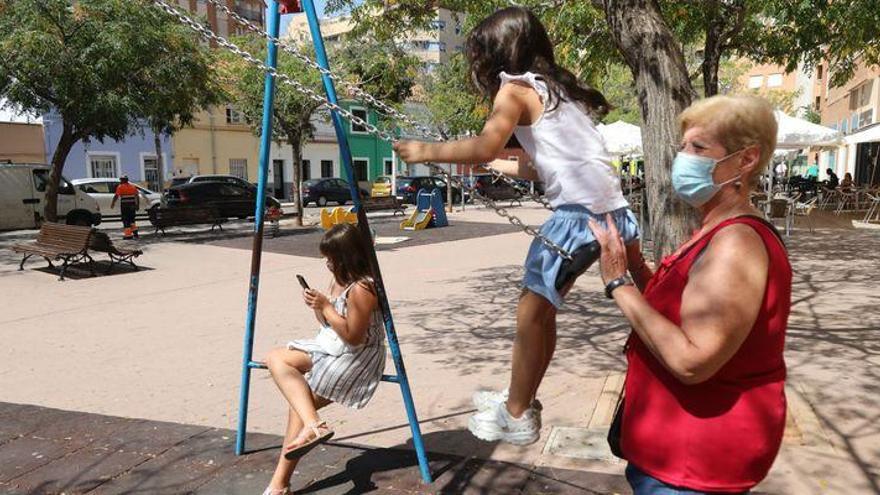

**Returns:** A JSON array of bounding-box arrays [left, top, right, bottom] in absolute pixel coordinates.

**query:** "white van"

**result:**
[[0, 163, 102, 230]]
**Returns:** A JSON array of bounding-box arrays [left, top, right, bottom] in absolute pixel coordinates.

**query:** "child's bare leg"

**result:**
[[532, 311, 557, 401], [507, 290, 556, 417], [268, 395, 332, 490], [266, 349, 321, 427]]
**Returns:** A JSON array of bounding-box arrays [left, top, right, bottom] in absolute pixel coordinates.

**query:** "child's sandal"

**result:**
[[283, 420, 334, 460]]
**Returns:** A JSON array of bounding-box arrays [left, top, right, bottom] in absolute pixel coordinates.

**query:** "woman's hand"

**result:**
[[302, 289, 330, 311], [392, 140, 429, 164], [587, 214, 628, 284]]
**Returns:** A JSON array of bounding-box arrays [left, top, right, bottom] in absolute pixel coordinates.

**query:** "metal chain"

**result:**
[[203, 0, 553, 210], [149, 0, 572, 260]]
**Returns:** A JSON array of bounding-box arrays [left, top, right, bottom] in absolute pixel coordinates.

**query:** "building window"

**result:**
[[814, 96, 821, 110], [426, 41, 447, 52], [384, 158, 393, 176], [229, 158, 248, 179], [226, 105, 245, 125], [454, 23, 462, 35], [350, 108, 368, 133], [851, 113, 860, 131], [817, 64, 823, 80], [89, 155, 118, 178], [429, 20, 446, 30], [143, 156, 159, 191], [767, 73, 783, 87], [353, 159, 368, 182], [841, 118, 848, 134], [860, 81, 873, 107], [860, 109, 874, 128], [298, 159, 310, 181], [748, 75, 763, 89], [321, 159, 333, 178]]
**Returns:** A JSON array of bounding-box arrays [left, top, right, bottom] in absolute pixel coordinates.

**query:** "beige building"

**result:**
[[171, 105, 260, 179], [286, 6, 466, 68], [0, 103, 46, 164], [736, 61, 817, 115], [818, 58, 880, 185]]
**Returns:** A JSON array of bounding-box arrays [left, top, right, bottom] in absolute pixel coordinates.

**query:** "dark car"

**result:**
[[164, 181, 281, 219], [396, 176, 464, 205], [472, 174, 523, 201], [301, 178, 368, 207]]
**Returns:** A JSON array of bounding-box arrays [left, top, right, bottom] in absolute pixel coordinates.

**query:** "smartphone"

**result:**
[[296, 274, 310, 290]]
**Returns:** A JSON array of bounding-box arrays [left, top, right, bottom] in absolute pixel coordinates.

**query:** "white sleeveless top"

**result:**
[[499, 71, 628, 212]]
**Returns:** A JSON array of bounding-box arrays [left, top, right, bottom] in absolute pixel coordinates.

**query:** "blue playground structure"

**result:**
[[232, 0, 433, 484], [400, 189, 448, 230]]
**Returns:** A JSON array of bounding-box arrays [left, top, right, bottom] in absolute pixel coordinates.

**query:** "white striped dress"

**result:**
[[287, 279, 386, 409]]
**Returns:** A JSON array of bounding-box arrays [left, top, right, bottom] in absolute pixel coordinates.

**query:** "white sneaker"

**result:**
[[467, 401, 540, 445], [473, 388, 544, 412], [473, 388, 508, 410]]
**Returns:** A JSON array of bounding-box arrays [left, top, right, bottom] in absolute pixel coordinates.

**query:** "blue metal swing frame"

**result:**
[[235, 0, 432, 484]]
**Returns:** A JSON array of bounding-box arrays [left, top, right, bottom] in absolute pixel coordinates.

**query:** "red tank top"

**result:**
[[622, 216, 791, 492]]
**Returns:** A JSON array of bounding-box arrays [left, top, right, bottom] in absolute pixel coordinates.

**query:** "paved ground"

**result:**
[[0, 204, 878, 494], [0, 402, 633, 495]]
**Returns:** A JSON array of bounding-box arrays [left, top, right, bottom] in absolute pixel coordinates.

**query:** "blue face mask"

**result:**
[[671, 150, 743, 207]]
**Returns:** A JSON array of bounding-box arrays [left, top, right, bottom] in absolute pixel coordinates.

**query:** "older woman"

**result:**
[[590, 95, 791, 494]]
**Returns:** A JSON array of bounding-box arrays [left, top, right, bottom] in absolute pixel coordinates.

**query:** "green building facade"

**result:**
[[339, 101, 397, 186]]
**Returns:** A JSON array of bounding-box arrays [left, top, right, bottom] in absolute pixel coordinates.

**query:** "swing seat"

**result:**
[[554, 241, 601, 291]]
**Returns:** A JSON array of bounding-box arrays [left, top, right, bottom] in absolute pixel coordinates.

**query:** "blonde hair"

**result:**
[[679, 95, 778, 185]]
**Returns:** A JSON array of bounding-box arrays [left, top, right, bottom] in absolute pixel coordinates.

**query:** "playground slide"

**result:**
[[400, 208, 433, 230]]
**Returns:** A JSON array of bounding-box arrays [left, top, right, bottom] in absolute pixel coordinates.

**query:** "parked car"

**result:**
[[186, 174, 256, 190], [71, 178, 161, 219], [472, 174, 523, 201], [301, 178, 368, 206], [371, 176, 392, 197], [0, 163, 101, 230], [396, 176, 464, 205], [165, 181, 281, 219], [170, 177, 192, 188]]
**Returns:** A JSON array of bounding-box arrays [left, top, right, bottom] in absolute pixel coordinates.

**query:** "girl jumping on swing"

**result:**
[[395, 6, 651, 445], [262, 223, 385, 495]]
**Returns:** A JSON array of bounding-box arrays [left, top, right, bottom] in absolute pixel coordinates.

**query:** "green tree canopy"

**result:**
[[0, 0, 219, 221]]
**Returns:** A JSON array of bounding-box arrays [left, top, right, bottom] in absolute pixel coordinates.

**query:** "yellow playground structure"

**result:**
[[320, 206, 358, 230]]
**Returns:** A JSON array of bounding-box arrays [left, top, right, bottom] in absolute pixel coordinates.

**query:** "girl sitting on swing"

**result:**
[[262, 223, 386, 495]]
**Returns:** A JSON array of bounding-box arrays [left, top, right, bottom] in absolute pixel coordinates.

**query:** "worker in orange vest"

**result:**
[[111, 176, 140, 239]]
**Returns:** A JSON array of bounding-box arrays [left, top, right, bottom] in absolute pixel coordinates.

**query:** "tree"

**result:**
[[421, 53, 488, 138], [0, 0, 216, 221], [221, 34, 419, 226], [133, 25, 223, 205], [323, 0, 877, 256]]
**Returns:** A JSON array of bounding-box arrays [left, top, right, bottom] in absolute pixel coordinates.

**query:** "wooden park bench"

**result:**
[[148, 206, 227, 235], [89, 231, 143, 274], [361, 196, 406, 216], [12, 223, 95, 281]]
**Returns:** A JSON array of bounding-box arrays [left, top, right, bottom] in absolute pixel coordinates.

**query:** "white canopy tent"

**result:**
[[774, 110, 841, 149], [597, 120, 643, 157]]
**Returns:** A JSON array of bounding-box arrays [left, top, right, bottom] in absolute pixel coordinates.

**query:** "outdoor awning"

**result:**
[[844, 123, 880, 145], [597, 120, 643, 157], [775, 110, 841, 149]]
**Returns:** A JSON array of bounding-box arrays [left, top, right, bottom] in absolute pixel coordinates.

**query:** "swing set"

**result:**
[[147, 0, 591, 484]]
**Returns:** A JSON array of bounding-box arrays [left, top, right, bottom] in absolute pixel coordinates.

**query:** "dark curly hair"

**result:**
[[319, 223, 374, 288], [465, 7, 609, 118]]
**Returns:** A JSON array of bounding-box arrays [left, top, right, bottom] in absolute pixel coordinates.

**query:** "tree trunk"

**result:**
[[153, 129, 167, 207], [44, 123, 78, 223], [288, 131, 304, 227], [701, 10, 724, 97], [602, 0, 701, 259]]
